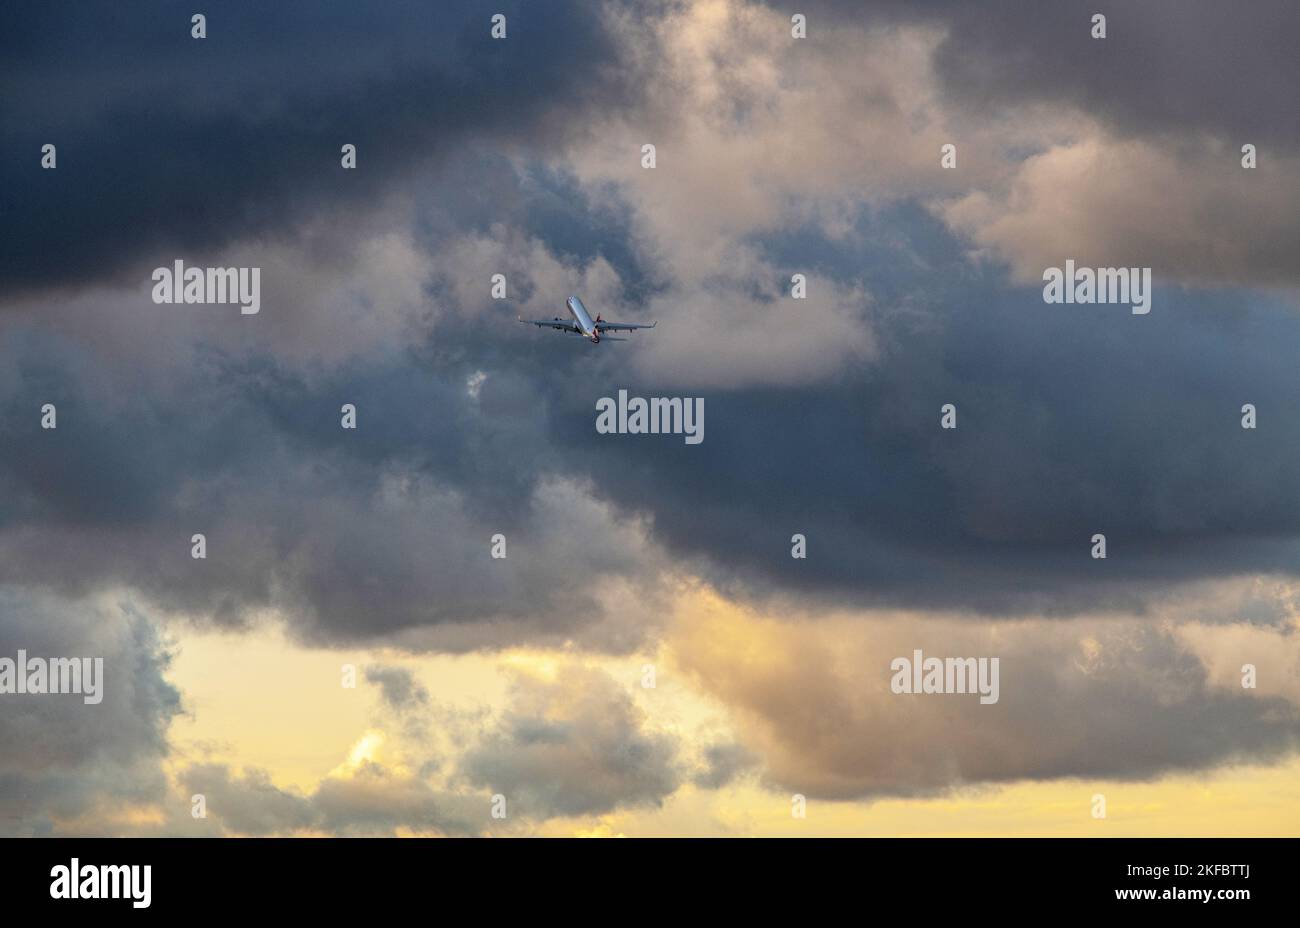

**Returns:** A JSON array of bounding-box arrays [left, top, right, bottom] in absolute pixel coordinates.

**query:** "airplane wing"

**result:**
[[518, 317, 581, 333], [595, 320, 657, 332]]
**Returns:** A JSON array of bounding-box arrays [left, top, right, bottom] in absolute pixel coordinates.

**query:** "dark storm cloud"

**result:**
[[0, 334, 669, 648], [929, 0, 1300, 148], [522, 208, 1300, 616], [3, 198, 1300, 634], [0, 0, 647, 297], [3, 0, 1300, 828], [779, 0, 1300, 146], [2, 0, 1299, 642]]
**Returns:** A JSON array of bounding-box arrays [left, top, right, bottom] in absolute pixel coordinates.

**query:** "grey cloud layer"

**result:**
[[3, 1, 1300, 631], [176, 664, 680, 835], [0, 593, 182, 836], [178, 762, 486, 838], [3, 0, 1300, 828], [783, 0, 1300, 146], [673, 612, 1300, 800], [458, 666, 680, 818]]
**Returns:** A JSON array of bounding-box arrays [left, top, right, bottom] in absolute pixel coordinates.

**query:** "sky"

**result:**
[[2, 0, 1299, 837]]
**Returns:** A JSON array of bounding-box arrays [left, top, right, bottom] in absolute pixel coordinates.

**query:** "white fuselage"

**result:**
[[566, 296, 599, 342]]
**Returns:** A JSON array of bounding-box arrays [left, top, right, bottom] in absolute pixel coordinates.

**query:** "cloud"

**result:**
[[669, 601, 1300, 799], [180, 764, 316, 836], [0, 592, 182, 836], [923, 0, 1300, 149], [178, 761, 484, 837], [773, 1, 1300, 147], [458, 665, 681, 817], [0, 0, 649, 300], [941, 134, 1300, 290], [4, 0, 1300, 836], [7, 210, 1300, 631], [365, 665, 430, 712], [5, 0, 1297, 631], [173, 661, 686, 834], [693, 741, 759, 790], [0, 317, 674, 650]]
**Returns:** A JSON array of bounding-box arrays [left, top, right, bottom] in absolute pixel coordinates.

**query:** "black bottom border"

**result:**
[[5, 836, 1282, 915]]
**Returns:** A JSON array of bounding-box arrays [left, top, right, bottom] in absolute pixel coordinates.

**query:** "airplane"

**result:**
[[518, 296, 656, 344]]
